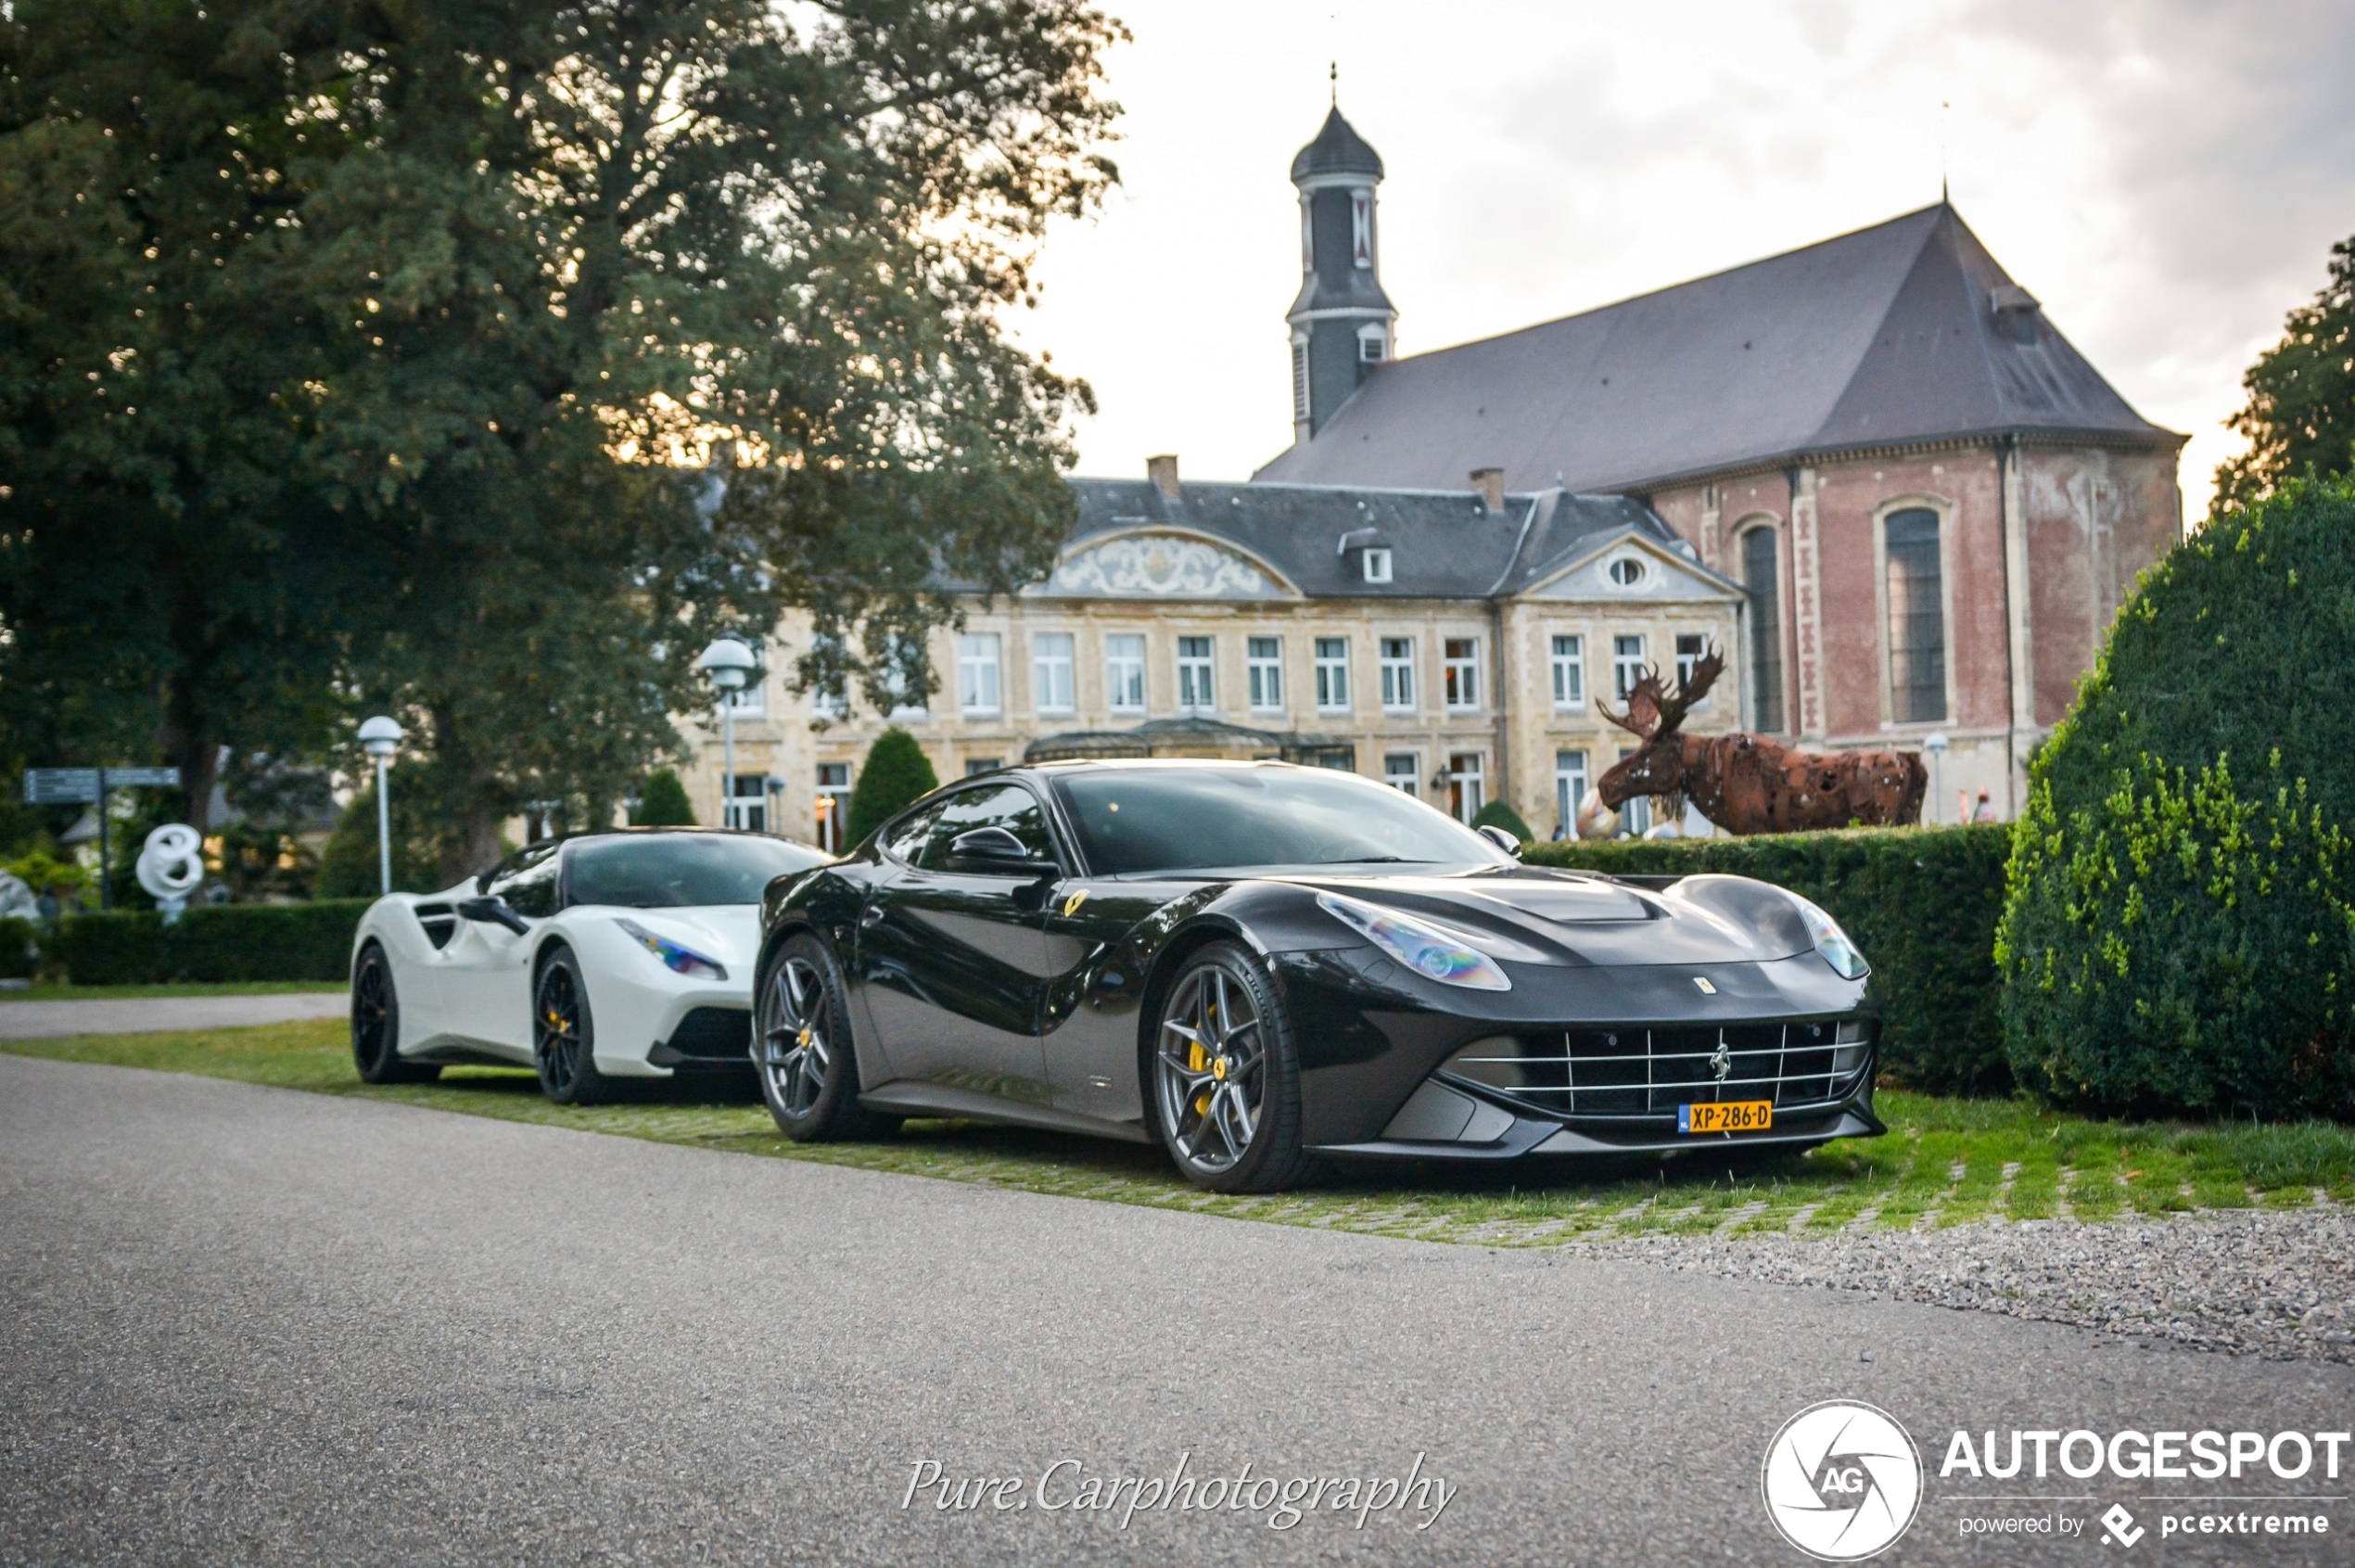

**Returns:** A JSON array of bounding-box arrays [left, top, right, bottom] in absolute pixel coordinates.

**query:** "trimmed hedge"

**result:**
[[1999, 477, 2355, 1119], [0, 917, 37, 980], [1521, 825, 2012, 1094], [45, 900, 370, 985]]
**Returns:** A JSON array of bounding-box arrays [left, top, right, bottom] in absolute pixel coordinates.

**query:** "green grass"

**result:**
[[7, 1021, 2351, 1245], [0, 980, 344, 1001]]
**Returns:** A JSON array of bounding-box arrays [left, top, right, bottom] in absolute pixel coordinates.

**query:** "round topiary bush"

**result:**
[[1469, 798, 1534, 842], [1997, 477, 2355, 1119], [843, 728, 940, 848], [632, 768, 695, 826]]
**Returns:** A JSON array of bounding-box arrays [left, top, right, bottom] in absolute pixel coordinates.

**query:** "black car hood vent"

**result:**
[[1289, 872, 1814, 969]]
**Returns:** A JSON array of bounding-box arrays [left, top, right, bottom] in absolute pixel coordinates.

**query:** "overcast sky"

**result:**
[[1010, 0, 2355, 517]]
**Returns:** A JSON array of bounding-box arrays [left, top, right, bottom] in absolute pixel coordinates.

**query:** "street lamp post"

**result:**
[[358, 716, 404, 897], [695, 638, 757, 829], [1924, 732, 1949, 825]]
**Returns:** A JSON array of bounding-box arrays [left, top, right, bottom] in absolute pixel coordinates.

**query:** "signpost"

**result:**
[[22, 766, 183, 910]]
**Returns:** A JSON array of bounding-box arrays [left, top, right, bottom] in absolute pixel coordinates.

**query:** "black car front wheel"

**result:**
[[1152, 942, 1315, 1192], [351, 941, 439, 1084], [757, 933, 895, 1141], [534, 946, 609, 1106]]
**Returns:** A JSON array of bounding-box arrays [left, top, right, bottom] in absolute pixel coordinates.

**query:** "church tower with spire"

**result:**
[[1286, 104, 1395, 443]]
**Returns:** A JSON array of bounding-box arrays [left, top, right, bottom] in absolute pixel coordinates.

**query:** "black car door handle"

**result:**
[[859, 904, 885, 929]]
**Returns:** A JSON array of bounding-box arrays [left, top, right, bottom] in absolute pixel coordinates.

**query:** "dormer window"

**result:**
[[1608, 556, 1647, 588], [1363, 546, 1394, 584], [1357, 327, 1386, 363]]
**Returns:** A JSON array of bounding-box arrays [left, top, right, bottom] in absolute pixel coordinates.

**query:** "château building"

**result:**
[[678, 106, 2183, 846]]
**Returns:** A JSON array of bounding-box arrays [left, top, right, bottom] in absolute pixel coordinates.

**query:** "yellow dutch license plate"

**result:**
[[1680, 1100, 1773, 1135]]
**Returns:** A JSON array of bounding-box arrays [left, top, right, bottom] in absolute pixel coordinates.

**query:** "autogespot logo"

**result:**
[[1762, 1400, 1925, 1562]]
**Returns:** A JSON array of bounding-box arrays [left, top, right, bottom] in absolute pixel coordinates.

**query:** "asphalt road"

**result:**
[[0, 991, 347, 1039], [3, 1053, 2348, 1567]]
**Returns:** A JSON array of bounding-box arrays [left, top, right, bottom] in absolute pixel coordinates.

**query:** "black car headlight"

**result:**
[[1790, 895, 1868, 980], [1316, 891, 1511, 991]]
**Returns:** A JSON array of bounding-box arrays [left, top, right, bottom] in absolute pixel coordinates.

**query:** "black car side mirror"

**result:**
[[1475, 824, 1524, 860], [456, 895, 531, 935], [946, 825, 1054, 874]]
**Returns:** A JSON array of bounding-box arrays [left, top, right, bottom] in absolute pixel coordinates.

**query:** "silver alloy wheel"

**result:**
[[759, 955, 832, 1118], [1154, 963, 1265, 1175]]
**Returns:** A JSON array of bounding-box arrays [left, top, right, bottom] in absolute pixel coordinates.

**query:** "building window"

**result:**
[[1350, 188, 1373, 268], [1246, 636, 1284, 712], [1314, 636, 1350, 711], [1609, 556, 1647, 588], [1674, 633, 1707, 695], [723, 679, 765, 717], [1292, 338, 1310, 423], [964, 758, 1001, 777], [1379, 636, 1415, 711], [1384, 753, 1419, 797], [957, 632, 1001, 715], [1617, 746, 1652, 836], [1884, 507, 1947, 723], [815, 762, 850, 852], [1550, 634, 1585, 709], [1443, 637, 1481, 711], [1741, 527, 1785, 733], [1613, 634, 1646, 700], [1362, 546, 1393, 584], [1446, 752, 1484, 824], [1357, 328, 1385, 363], [1554, 749, 1588, 839], [727, 773, 768, 834], [1177, 635, 1215, 712], [1032, 631, 1075, 716], [1106, 634, 1145, 713]]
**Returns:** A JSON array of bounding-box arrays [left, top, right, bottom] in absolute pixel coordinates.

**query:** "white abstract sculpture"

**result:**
[[136, 823, 205, 924], [1574, 786, 1620, 841]]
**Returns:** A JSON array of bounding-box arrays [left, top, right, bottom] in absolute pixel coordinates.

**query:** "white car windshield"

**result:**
[[566, 834, 826, 908]]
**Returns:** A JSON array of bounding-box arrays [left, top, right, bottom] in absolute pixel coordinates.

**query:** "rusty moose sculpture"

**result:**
[[1594, 648, 1927, 834]]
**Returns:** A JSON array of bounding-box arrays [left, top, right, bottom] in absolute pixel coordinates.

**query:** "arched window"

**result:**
[[1739, 527, 1784, 733], [1884, 507, 1946, 723]]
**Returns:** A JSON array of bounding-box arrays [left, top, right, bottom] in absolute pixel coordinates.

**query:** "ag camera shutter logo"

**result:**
[[1761, 1400, 1923, 1561]]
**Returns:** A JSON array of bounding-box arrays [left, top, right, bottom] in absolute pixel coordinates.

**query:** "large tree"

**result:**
[[2214, 233, 2355, 516], [0, 0, 1119, 879]]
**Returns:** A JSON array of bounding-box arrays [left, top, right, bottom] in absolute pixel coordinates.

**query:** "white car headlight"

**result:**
[[1317, 891, 1511, 991], [616, 918, 728, 981], [1790, 895, 1868, 980]]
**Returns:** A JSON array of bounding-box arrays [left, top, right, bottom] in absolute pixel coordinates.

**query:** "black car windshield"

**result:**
[[566, 834, 827, 908], [1050, 767, 1510, 875]]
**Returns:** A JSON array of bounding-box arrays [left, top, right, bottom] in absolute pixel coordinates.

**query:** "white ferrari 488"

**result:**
[[349, 829, 832, 1103]]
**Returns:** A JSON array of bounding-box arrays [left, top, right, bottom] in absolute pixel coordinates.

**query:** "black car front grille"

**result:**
[[1441, 1019, 1872, 1119], [663, 1006, 753, 1062]]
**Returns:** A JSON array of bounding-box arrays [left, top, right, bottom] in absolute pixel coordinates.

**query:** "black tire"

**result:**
[[755, 932, 896, 1141], [533, 946, 610, 1106], [1147, 941, 1318, 1192], [351, 941, 440, 1084]]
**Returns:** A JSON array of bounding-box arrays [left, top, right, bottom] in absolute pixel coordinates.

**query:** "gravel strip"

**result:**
[[1586, 1209, 2355, 1363]]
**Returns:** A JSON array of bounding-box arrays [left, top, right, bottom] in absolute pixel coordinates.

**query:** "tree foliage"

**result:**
[[844, 728, 938, 847], [0, 0, 1120, 881], [2214, 234, 2355, 516], [1997, 478, 2355, 1118]]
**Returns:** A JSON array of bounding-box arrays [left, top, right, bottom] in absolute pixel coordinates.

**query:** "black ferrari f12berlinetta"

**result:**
[[750, 759, 1881, 1192]]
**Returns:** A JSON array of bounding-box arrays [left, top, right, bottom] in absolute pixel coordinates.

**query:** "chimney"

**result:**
[[1147, 453, 1180, 500], [1470, 467, 1505, 514]]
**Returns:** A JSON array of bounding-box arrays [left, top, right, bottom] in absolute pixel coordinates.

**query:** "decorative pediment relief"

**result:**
[[1524, 535, 1741, 603], [1037, 530, 1293, 600]]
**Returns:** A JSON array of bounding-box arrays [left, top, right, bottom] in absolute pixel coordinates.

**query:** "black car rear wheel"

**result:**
[[534, 946, 609, 1106], [351, 941, 439, 1084], [1151, 942, 1316, 1192], [757, 933, 896, 1141]]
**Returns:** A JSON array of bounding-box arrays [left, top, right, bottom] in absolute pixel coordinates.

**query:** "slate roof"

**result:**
[[1061, 478, 1693, 600], [1290, 107, 1383, 182], [1253, 205, 2181, 495]]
